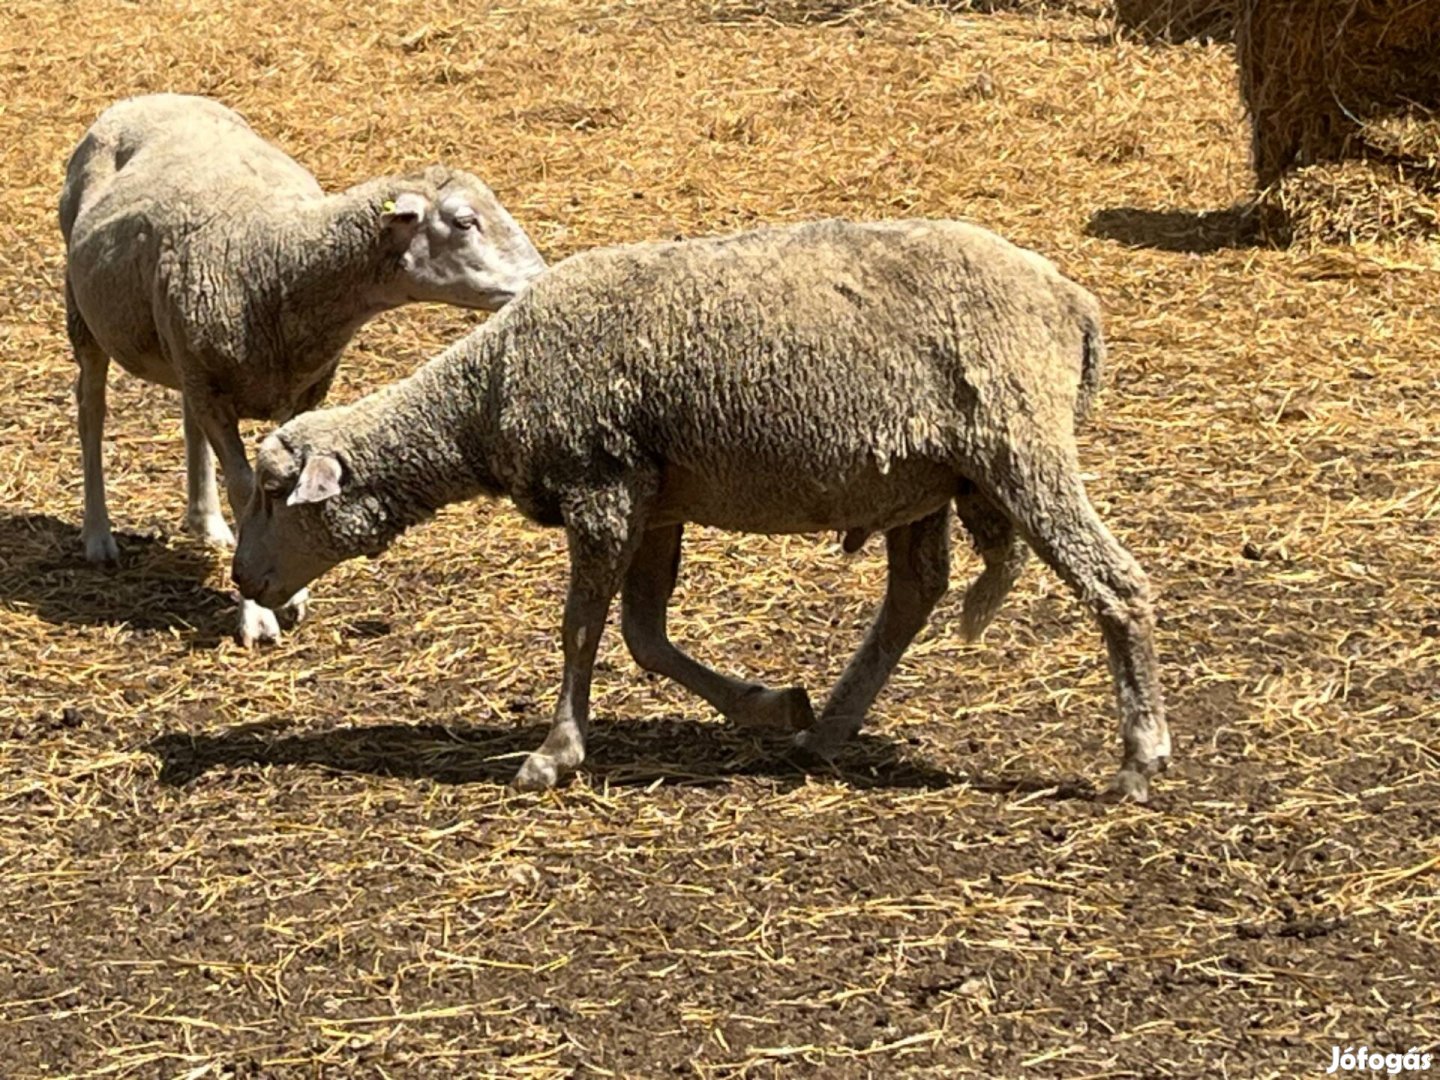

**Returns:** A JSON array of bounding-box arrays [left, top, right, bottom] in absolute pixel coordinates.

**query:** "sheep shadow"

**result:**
[[145, 715, 1099, 799], [1086, 204, 1262, 254], [0, 510, 234, 644]]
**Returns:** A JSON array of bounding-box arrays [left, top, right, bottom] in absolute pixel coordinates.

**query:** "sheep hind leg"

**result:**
[[181, 396, 234, 548], [954, 485, 1027, 641], [983, 456, 1169, 803], [620, 524, 816, 732], [69, 285, 119, 565], [794, 505, 951, 760]]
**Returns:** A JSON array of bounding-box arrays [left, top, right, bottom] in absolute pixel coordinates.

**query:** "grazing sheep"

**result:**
[[232, 217, 1171, 801], [60, 93, 547, 645]]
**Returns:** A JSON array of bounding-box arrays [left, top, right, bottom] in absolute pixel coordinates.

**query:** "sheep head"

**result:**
[[233, 429, 392, 610], [378, 166, 546, 312]]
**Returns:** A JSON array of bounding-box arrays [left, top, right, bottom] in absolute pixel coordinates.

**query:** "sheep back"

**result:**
[[468, 219, 1102, 525]]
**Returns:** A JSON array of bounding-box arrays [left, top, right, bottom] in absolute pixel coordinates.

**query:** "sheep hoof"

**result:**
[[791, 721, 854, 762], [510, 753, 562, 792], [279, 588, 310, 628], [185, 512, 235, 548], [83, 531, 120, 565], [1102, 768, 1152, 805], [732, 685, 815, 730], [236, 599, 282, 648]]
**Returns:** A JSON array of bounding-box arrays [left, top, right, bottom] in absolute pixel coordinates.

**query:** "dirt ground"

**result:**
[[2, 1, 1439, 1076]]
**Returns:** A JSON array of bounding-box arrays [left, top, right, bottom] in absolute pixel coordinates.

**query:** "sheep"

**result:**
[[59, 93, 547, 645], [231, 217, 1172, 801]]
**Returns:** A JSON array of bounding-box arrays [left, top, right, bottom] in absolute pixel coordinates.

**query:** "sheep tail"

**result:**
[[1073, 292, 1106, 426], [59, 132, 119, 243]]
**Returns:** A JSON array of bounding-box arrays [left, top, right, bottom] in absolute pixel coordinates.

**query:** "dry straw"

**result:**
[[1273, 159, 1439, 246], [1114, 0, 1236, 42], [715, 0, 1240, 41], [708, 0, 1110, 21]]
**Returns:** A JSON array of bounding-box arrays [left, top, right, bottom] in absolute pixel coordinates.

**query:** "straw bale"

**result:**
[[1237, 0, 1440, 244], [1237, 0, 1440, 185]]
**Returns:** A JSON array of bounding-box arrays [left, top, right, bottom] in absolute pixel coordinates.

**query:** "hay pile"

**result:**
[[1271, 159, 1439, 247], [1238, 0, 1440, 245]]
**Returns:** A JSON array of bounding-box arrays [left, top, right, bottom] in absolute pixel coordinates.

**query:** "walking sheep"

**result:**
[[60, 93, 547, 644], [231, 218, 1171, 801]]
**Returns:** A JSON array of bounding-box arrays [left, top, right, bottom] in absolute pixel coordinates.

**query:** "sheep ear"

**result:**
[[382, 192, 428, 229], [287, 454, 345, 506]]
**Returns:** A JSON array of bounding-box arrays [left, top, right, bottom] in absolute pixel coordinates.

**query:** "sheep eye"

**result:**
[[454, 213, 479, 230]]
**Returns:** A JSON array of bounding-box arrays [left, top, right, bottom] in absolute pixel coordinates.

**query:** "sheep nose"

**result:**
[[231, 561, 266, 601]]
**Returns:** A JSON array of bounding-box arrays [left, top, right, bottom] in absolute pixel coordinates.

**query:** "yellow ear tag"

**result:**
[[382, 199, 396, 213]]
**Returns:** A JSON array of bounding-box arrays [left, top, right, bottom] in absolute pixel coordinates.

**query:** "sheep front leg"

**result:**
[[621, 524, 815, 730], [512, 483, 652, 792], [181, 396, 234, 547], [795, 505, 951, 759], [187, 391, 307, 645], [509, 570, 614, 792]]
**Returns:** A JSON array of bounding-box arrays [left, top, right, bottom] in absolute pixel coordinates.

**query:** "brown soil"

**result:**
[[2, 1, 1439, 1076]]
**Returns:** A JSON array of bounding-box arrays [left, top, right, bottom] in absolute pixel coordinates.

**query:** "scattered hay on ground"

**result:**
[[706, 0, 1107, 23], [706, 0, 893, 25], [1113, 0, 1235, 43], [935, 0, 1101, 12]]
